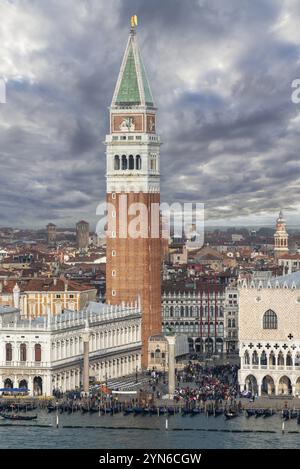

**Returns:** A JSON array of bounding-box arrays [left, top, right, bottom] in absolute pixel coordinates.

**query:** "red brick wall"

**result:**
[[106, 192, 162, 367]]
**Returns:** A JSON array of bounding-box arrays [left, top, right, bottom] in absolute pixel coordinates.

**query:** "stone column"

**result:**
[[28, 376, 33, 396], [166, 335, 176, 398], [82, 330, 90, 393]]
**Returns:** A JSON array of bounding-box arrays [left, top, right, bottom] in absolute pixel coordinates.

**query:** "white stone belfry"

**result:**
[[274, 210, 289, 257]]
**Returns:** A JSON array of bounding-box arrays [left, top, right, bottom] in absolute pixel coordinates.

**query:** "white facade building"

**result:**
[[238, 272, 300, 396], [0, 301, 142, 396]]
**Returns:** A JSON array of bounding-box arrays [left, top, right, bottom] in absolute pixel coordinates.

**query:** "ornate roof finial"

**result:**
[[130, 15, 138, 35]]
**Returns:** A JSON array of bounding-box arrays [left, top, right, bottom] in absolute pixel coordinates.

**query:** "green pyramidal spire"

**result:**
[[112, 28, 154, 108]]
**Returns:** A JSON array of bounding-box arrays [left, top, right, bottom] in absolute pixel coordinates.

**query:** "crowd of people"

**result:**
[[174, 363, 239, 403]]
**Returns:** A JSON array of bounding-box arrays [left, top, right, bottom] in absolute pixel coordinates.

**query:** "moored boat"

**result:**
[[224, 410, 238, 420], [0, 413, 37, 421], [255, 409, 264, 418], [263, 409, 274, 418]]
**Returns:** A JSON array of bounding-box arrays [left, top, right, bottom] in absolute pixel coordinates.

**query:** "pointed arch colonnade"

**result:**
[[239, 342, 300, 396]]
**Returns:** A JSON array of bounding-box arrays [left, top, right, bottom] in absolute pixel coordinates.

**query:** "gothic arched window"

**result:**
[[263, 310, 278, 329]]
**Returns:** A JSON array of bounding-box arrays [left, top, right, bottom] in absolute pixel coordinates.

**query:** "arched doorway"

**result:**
[[278, 376, 292, 395], [215, 338, 223, 354], [245, 375, 258, 395], [261, 375, 275, 395], [205, 338, 214, 355], [33, 376, 43, 396], [19, 379, 28, 390], [195, 338, 203, 353], [4, 378, 13, 389]]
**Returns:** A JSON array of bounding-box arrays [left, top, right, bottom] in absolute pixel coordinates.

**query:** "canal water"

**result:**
[[0, 411, 299, 449]]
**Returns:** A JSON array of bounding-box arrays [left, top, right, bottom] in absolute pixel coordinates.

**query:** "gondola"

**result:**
[[224, 410, 238, 420], [0, 413, 37, 421], [191, 408, 201, 415], [133, 407, 144, 415], [167, 407, 177, 415], [101, 407, 113, 414], [263, 409, 274, 418], [246, 409, 256, 417], [255, 409, 264, 418], [214, 408, 224, 416], [140, 408, 150, 415], [88, 407, 99, 413], [158, 407, 167, 415]]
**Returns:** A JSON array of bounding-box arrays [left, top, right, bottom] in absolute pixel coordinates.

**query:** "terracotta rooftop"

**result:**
[[0, 278, 95, 293]]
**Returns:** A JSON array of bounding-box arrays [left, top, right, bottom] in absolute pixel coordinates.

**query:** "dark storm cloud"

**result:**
[[0, 0, 300, 228]]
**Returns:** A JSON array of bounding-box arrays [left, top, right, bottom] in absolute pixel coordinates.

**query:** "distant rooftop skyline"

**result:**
[[1, 0, 300, 228]]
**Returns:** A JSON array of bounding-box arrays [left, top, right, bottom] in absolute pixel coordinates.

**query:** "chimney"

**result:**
[[53, 278, 57, 287]]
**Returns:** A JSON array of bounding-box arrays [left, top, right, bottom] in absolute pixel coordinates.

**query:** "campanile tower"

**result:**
[[105, 18, 162, 367], [274, 210, 289, 258]]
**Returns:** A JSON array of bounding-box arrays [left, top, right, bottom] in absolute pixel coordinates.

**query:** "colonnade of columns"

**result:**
[[52, 325, 140, 361], [51, 353, 141, 393]]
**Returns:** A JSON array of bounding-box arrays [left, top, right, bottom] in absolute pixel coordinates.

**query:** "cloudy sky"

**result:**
[[1, 0, 300, 229]]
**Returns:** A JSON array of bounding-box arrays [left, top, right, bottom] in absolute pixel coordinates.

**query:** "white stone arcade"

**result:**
[[0, 301, 142, 396], [238, 272, 300, 397]]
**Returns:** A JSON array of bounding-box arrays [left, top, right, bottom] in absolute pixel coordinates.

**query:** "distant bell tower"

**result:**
[[76, 220, 90, 252], [105, 17, 162, 367], [47, 223, 57, 246], [274, 210, 289, 258]]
